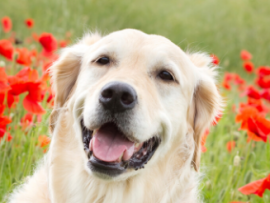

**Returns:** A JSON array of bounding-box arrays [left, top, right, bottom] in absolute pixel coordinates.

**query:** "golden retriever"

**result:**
[[8, 29, 222, 203]]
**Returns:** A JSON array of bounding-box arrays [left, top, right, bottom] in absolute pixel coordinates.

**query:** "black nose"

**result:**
[[99, 82, 137, 113]]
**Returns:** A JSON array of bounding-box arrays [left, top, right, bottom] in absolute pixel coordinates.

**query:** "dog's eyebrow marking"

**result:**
[[86, 43, 115, 65], [150, 61, 182, 85]]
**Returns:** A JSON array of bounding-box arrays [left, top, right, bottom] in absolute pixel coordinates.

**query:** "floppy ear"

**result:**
[[187, 53, 223, 171], [49, 32, 101, 133]]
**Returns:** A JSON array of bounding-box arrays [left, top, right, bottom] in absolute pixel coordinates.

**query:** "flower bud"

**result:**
[[233, 152, 241, 167], [0, 60, 6, 67]]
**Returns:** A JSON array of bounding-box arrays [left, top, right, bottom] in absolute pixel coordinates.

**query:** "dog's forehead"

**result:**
[[96, 29, 184, 59]]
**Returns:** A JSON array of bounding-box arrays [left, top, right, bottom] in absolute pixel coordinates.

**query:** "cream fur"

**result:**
[[8, 29, 223, 203]]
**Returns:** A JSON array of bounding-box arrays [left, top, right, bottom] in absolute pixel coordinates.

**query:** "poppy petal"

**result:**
[[23, 95, 45, 115]]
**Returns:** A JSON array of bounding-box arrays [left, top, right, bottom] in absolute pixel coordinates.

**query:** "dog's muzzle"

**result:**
[[81, 82, 161, 177]]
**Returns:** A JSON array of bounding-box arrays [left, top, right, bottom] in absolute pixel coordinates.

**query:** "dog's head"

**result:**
[[50, 29, 222, 180]]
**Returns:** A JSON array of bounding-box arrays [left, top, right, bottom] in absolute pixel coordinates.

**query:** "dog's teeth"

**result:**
[[134, 143, 143, 152], [118, 153, 124, 162], [92, 130, 97, 136], [142, 148, 148, 156], [89, 139, 93, 151]]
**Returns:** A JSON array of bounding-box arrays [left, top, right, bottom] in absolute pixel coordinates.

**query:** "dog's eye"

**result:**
[[97, 57, 110, 65], [158, 71, 174, 81]]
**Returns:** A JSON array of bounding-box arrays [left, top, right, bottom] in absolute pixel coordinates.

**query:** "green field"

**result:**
[[1, 0, 270, 202]]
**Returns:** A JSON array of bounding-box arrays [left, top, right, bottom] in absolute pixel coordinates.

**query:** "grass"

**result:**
[[1, 0, 270, 202], [202, 100, 270, 203]]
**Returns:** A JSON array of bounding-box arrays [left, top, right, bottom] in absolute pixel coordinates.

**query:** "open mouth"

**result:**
[[81, 120, 160, 177]]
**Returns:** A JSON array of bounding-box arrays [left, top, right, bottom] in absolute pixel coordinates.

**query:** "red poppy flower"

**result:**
[[0, 39, 14, 60], [59, 40, 68, 48], [247, 116, 270, 142], [42, 57, 58, 76], [46, 91, 54, 105], [246, 98, 268, 113], [256, 66, 270, 89], [20, 113, 33, 130], [243, 61, 254, 73], [6, 133, 12, 141], [0, 128, 5, 139], [39, 33, 57, 53], [23, 94, 45, 115], [0, 129, 12, 141], [0, 68, 10, 93], [0, 104, 4, 115], [234, 74, 246, 85], [0, 93, 5, 103], [223, 81, 230, 90], [0, 115, 12, 141], [239, 174, 270, 197], [236, 105, 270, 142], [25, 18, 34, 28], [240, 50, 252, 61], [7, 67, 46, 114], [245, 86, 261, 100], [0, 128, 13, 142], [223, 73, 234, 90], [38, 135, 51, 148], [1, 16, 12, 33], [247, 131, 264, 142], [23, 82, 45, 114], [201, 128, 209, 152], [260, 89, 270, 102], [256, 76, 270, 89], [222, 73, 246, 91], [224, 73, 234, 81], [10, 81, 45, 114], [226, 141, 235, 152], [236, 106, 259, 130], [257, 66, 270, 77], [0, 116, 12, 129], [210, 54, 219, 65], [15, 48, 32, 66], [15, 67, 39, 82], [212, 113, 222, 125]]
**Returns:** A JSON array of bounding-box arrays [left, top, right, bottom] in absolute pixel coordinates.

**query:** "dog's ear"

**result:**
[[187, 53, 223, 171], [49, 32, 101, 133]]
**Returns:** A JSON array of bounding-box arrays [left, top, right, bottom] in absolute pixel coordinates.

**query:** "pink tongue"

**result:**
[[92, 123, 135, 162]]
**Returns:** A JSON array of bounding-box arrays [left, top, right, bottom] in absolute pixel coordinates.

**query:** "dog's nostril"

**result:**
[[121, 92, 134, 105], [102, 89, 113, 99]]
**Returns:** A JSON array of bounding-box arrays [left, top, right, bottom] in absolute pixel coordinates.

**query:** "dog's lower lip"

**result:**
[[88, 156, 128, 177], [81, 120, 161, 175]]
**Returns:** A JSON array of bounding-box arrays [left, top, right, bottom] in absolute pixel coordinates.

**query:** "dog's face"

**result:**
[[50, 29, 222, 180]]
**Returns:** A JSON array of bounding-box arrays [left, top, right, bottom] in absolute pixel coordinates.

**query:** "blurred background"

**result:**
[[1, 0, 270, 71]]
